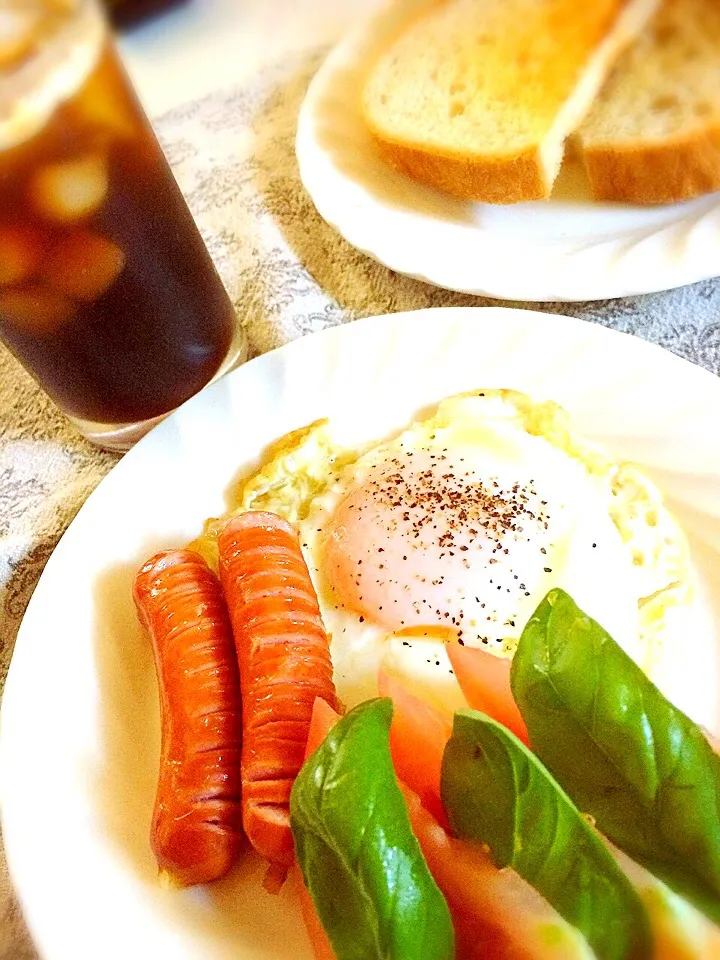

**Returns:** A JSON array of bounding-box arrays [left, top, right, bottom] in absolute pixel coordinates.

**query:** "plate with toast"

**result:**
[[296, 0, 720, 302]]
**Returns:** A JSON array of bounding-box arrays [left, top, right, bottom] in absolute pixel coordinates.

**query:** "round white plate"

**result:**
[[296, 0, 720, 302], [2, 307, 720, 960]]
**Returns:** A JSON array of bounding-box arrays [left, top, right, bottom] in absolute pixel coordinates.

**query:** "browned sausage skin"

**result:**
[[218, 511, 339, 874], [134, 549, 243, 886]]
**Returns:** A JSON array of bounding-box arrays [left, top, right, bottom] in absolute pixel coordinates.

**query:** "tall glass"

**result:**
[[0, 0, 247, 451]]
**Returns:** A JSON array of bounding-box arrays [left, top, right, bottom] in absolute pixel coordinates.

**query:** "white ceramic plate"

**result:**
[[2, 306, 720, 960], [296, 0, 720, 302]]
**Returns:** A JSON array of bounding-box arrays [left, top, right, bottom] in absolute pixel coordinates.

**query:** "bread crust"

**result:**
[[582, 123, 720, 204], [374, 137, 550, 204], [360, 0, 658, 204]]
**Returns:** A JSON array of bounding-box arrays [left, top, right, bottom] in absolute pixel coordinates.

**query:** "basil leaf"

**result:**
[[441, 709, 651, 960], [511, 588, 720, 923], [290, 698, 454, 960]]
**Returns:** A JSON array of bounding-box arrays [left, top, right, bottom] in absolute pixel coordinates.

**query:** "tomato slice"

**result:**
[[298, 696, 592, 960], [293, 865, 336, 960], [296, 697, 342, 960], [299, 694, 714, 960], [378, 668, 452, 827], [447, 644, 529, 745], [304, 696, 341, 761], [404, 786, 592, 960]]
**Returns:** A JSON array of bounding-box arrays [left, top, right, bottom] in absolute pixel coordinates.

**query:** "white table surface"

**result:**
[[117, 0, 378, 117]]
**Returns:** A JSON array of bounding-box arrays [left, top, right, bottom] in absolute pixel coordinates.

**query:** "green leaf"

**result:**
[[290, 698, 454, 960], [441, 709, 651, 960], [511, 588, 720, 923]]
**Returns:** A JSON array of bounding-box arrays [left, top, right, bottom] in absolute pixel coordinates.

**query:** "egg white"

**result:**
[[220, 390, 692, 714], [297, 396, 640, 709]]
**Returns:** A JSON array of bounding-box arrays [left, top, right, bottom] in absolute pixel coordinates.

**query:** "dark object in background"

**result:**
[[105, 0, 191, 28]]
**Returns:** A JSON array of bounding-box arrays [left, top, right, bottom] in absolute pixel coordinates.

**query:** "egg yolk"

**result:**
[[322, 449, 567, 647]]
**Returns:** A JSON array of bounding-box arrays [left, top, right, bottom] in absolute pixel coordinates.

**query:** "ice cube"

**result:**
[[0, 286, 75, 333], [31, 154, 109, 223], [0, 226, 43, 287], [44, 230, 125, 301]]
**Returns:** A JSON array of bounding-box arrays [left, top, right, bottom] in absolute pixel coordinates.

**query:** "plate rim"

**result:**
[[295, 5, 720, 303]]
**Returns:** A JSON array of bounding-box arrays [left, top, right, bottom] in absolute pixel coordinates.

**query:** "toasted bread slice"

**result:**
[[362, 0, 658, 204], [577, 0, 720, 205]]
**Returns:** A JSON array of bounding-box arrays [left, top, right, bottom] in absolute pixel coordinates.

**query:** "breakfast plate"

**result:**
[[1, 305, 720, 960], [296, 0, 720, 302]]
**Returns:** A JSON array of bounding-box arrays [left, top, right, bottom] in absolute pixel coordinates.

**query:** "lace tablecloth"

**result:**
[[2, 49, 720, 958]]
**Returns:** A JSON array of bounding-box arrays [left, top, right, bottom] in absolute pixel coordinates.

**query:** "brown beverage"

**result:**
[[0, 1, 244, 447]]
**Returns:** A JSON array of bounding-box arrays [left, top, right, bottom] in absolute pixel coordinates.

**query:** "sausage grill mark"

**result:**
[[219, 511, 339, 872], [134, 549, 243, 887]]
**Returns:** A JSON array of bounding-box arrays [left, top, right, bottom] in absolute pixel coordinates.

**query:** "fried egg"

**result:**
[[205, 390, 691, 710]]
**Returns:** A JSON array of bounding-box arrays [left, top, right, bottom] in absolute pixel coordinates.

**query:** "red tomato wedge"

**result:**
[[295, 869, 336, 960], [298, 695, 717, 960], [404, 787, 592, 960], [296, 696, 591, 960], [296, 697, 342, 960], [377, 668, 452, 827], [304, 696, 342, 762], [446, 644, 529, 745]]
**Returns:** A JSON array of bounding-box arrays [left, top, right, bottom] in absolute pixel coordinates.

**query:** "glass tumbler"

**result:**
[[0, 0, 247, 451]]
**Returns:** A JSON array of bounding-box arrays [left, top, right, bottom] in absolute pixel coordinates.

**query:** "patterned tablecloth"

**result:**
[[2, 47, 720, 959]]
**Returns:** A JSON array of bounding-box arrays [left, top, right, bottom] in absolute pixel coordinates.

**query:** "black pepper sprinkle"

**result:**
[[338, 457, 556, 627]]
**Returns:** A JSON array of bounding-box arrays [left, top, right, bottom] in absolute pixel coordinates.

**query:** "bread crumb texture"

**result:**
[[364, 0, 624, 154], [579, 0, 720, 203]]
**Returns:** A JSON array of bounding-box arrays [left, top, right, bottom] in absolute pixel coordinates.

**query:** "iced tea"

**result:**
[[0, 1, 245, 449]]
